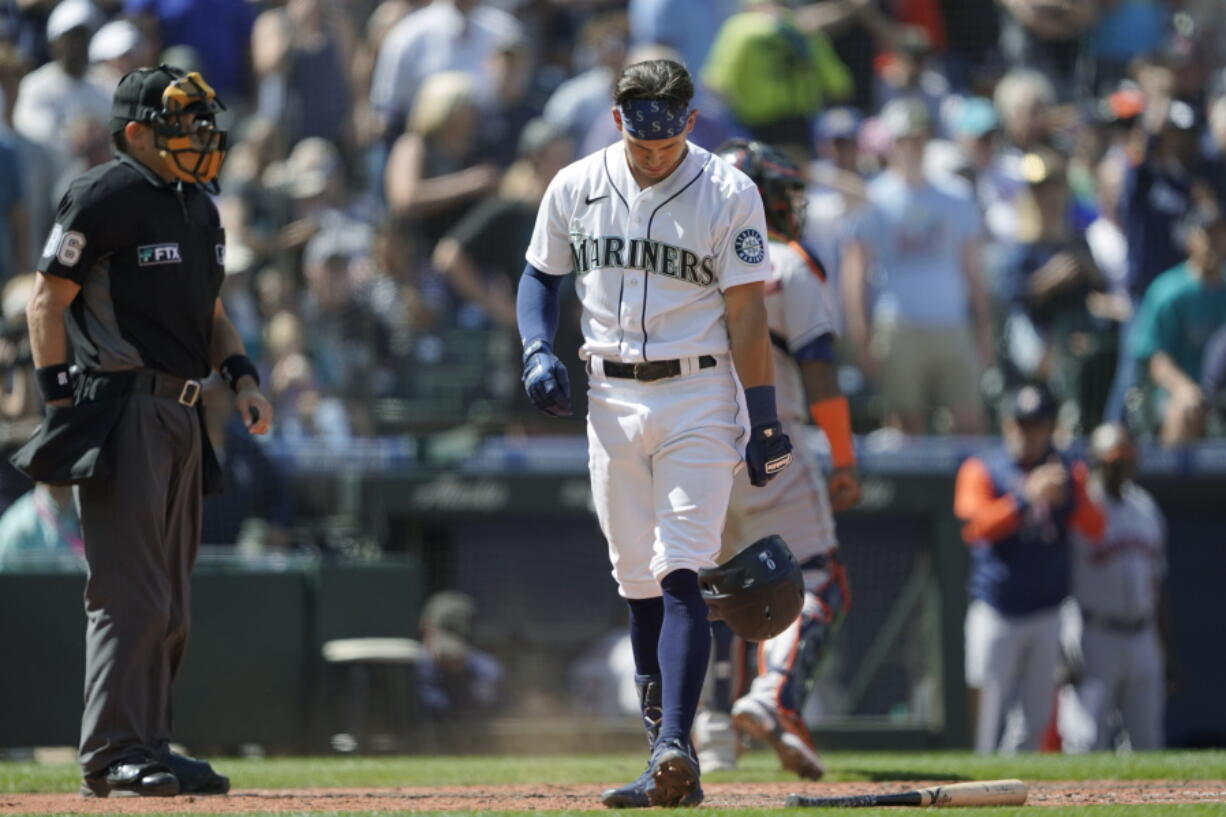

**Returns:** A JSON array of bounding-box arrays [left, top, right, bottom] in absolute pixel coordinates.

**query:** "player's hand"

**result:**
[[827, 466, 861, 511], [236, 384, 273, 434], [521, 339, 572, 417], [745, 422, 792, 487]]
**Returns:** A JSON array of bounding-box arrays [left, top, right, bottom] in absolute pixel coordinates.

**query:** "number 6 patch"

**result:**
[[42, 224, 87, 267]]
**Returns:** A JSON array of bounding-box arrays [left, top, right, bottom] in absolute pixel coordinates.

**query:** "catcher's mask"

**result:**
[[699, 535, 804, 642], [717, 139, 806, 241], [110, 64, 228, 185]]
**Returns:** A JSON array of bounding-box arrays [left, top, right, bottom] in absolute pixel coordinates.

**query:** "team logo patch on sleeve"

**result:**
[[138, 243, 182, 265], [734, 228, 765, 264]]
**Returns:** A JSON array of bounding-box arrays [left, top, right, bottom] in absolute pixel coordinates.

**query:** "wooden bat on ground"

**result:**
[[785, 779, 1028, 808]]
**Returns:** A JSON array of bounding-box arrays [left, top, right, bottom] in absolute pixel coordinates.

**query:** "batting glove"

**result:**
[[745, 421, 793, 487], [521, 339, 572, 417]]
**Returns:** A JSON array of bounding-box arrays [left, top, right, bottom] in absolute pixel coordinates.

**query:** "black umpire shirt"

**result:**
[[38, 152, 225, 380]]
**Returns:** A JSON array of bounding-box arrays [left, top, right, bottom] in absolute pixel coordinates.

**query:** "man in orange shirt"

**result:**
[[954, 382, 1104, 753]]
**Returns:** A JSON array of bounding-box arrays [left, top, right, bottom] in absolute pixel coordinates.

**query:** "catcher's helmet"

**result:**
[[110, 64, 227, 185], [717, 139, 806, 241], [699, 535, 804, 642]]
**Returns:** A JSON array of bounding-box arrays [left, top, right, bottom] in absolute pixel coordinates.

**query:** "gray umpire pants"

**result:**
[[76, 393, 202, 774]]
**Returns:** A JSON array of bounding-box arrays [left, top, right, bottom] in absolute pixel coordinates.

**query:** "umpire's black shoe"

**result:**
[[165, 752, 231, 795], [80, 758, 180, 798]]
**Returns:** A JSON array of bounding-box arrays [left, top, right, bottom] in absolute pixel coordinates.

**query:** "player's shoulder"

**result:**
[[545, 146, 612, 197], [1122, 482, 1163, 520], [768, 237, 826, 281]]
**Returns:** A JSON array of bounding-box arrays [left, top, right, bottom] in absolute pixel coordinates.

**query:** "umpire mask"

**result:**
[[699, 535, 804, 642], [111, 65, 228, 185]]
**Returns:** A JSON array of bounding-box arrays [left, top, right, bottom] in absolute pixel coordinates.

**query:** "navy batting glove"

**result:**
[[522, 339, 573, 417], [745, 421, 793, 486]]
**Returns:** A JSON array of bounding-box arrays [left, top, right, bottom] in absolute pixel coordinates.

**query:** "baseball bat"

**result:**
[[785, 779, 1028, 808]]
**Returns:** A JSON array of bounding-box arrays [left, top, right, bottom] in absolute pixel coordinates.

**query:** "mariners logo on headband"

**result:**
[[621, 99, 690, 139]]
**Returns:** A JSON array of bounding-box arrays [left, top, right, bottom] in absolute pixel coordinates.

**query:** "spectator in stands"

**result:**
[[265, 310, 355, 447], [0, 44, 53, 276], [1085, 0, 1172, 94], [385, 70, 500, 250], [703, 0, 853, 156], [628, 0, 736, 77], [997, 0, 1100, 98], [841, 98, 992, 434], [998, 147, 1115, 432], [86, 20, 149, 97], [416, 590, 505, 740], [252, 0, 357, 151], [0, 100, 23, 283], [541, 10, 627, 153], [201, 378, 293, 554], [368, 0, 521, 144], [955, 381, 1105, 753], [124, 0, 257, 102], [1201, 324, 1226, 437], [1130, 206, 1226, 445], [805, 106, 867, 318], [875, 26, 950, 131], [1061, 422, 1170, 752], [477, 32, 548, 169], [988, 69, 1057, 246], [12, 0, 109, 167], [0, 482, 83, 570], [792, 0, 893, 114]]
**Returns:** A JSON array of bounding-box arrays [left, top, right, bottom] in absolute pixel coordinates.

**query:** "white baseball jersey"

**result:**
[[1073, 481, 1166, 621], [526, 139, 770, 599], [526, 141, 772, 362]]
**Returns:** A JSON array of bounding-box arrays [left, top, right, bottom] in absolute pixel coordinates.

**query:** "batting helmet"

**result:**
[[699, 535, 804, 642], [717, 139, 806, 241]]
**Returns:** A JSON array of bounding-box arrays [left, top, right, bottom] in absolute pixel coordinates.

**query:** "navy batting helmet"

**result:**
[[717, 139, 806, 241], [699, 535, 804, 642]]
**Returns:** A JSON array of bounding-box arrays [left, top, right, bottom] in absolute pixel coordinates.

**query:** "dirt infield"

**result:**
[[2, 780, 1224, 812]]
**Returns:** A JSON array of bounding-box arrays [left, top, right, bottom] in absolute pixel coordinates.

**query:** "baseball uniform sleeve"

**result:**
[[714, 184, 771, 291], [778, 243, 837, 351], [954, 457, 1025, 544], [525, 168, 575, 277], [38, 181, 121, 285]]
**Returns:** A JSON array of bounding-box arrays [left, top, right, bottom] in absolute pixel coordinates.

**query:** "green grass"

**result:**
[[3, 751, 1225, 815]]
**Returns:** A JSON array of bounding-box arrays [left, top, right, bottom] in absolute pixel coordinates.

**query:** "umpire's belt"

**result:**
[[1081, 610, 1151, 634], [602, 355, 717, 382], [79, 369, 203, 407]]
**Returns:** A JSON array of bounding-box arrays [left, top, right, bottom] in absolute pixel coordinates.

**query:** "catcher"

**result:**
[[694, 139, 857, 780]]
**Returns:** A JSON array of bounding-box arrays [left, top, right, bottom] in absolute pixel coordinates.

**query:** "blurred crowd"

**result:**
[[2, 0, 1226, 539]]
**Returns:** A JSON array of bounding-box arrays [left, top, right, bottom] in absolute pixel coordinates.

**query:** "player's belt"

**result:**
[[1080, 610, 1151, 633], [602, 355, 717, 382]]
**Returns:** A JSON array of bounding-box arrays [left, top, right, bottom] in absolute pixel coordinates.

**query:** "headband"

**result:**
[[620, 99, 690, 139]]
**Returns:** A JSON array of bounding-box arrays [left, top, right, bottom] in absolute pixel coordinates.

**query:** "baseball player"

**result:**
[[13, 65, 271, 797], [955, 383, 1104, 754], [692, 140, 858, 781], [516, 59, 793, 808], [1060, 423, 1169, 751]]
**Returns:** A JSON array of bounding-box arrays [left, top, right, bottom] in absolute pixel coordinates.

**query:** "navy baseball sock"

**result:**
[[626, 596, 664, 677], [657, 569, 711, 745]]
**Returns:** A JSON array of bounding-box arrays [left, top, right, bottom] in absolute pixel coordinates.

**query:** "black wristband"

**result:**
[[219, 354, 260, 392], [35, 364, 74, 403]]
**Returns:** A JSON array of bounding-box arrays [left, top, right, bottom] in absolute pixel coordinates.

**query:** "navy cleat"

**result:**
[[601, 766, 704, 809], [646, 737, 702, 807]]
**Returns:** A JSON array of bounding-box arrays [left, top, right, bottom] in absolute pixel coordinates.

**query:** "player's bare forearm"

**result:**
[[724, 281, 773, 388]]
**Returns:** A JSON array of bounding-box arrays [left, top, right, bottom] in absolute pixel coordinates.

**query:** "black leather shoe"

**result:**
[[81, 759, 180, 798], [164, 752, 230, 795]]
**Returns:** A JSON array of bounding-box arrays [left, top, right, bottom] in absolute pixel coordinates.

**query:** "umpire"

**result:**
[[13, 65, 272, 797]]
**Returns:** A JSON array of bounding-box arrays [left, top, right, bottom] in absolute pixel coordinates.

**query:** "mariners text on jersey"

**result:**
[[569, 231, 716, 286]]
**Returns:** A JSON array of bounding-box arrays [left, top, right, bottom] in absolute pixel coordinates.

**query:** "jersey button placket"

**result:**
[[622, 201, 648, 359]]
